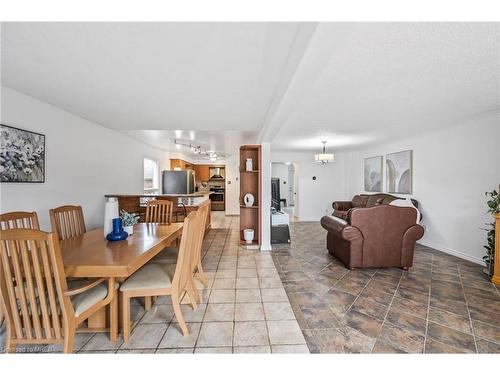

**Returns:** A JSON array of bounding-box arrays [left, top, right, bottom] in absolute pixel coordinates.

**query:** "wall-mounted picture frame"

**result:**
[[364, 155, 383, 192], [0, 124, 46, 183], [386, 150, 412, 194]]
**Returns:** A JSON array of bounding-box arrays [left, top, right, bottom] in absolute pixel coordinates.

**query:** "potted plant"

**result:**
[[121, 209, 139, 236], [483, 190, 500, 276]]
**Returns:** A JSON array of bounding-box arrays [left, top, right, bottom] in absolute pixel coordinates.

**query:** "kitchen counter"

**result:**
[[105, 192, 212, 198], [104, 193, 213, 228]]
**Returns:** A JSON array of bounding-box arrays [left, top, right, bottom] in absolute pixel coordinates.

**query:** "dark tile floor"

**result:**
[[271, 221, 500, 353]]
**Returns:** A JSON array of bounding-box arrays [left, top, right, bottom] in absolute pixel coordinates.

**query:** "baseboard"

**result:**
[[418, 239, 484, 265]]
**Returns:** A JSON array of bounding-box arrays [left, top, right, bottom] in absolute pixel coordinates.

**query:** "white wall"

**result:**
[[271, 150, 347, 221], [261, 143, 272, 250], [224, 153, 240, 216], [343, 113, 500, 264], [0, 87, 170, 231]]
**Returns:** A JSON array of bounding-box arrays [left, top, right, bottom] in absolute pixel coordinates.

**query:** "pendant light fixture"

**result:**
[[314, 140, 334, 164]]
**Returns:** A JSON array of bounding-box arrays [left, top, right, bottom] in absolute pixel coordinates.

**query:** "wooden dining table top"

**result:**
[[61, 222, 183, 278]]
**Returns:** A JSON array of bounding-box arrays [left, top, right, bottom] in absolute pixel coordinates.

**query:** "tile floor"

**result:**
[[2, 214, 499, 354], [0, 212, 308, 354], [271, 221, 500, 353]]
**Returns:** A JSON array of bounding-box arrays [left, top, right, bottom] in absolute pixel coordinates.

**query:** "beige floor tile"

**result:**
[[194, 347, 233, 353], [209, 289, 236, 303], [234, 321, 269, 347], [267, 320, 306, 345], [258, 268, 280, 277], [197, 322, 234, 347], [263, 302, 296, 320], [236, 289, 262, 303], [81, 333, 124, 351], [140, 304, 175, 324], [212, 277, 237, 289], [156, 348, 194, 353], [233, 346, 271, 353], [215, 269, 237, 279], [204, 303, 235, 322], [261, 288, 289, 302], [120, 323, 168, 349], [259, 277, 283, 288], [158, 323, 201, 348], [235, 303, 265, 321], [271, 344, 310, 353], [116, 349, 155, 354], [237, 268, 258, 278], [172, 304, 207, 323], [236, 277, 260, 289]]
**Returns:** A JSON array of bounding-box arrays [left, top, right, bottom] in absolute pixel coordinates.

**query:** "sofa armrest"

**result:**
[[401, 224, 425, 265], [332, 201, 353, 211], [321, 215, 348, 234]]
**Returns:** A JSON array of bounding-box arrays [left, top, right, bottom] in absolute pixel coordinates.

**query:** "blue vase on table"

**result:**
[[106, 218, 128, 241]]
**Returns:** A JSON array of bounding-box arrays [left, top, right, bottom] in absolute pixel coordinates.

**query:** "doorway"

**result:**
[[271, 162, 298, 221]]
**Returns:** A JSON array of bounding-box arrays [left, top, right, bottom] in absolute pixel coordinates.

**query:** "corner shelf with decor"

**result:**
[[239, 145, 261, 249]]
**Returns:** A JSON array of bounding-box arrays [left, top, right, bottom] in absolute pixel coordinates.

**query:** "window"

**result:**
[[143, 157, 159, 192]]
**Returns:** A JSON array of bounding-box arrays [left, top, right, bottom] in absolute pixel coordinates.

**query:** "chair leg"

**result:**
[[109, 294, 118, 343], [186, 283, 199, 310], [5, 323, 16, 353], [122, 294, 131, 342], [172, 295, 189, 336], [63, 320, 76, 354], [196, 261, 208, 286], [144, 296, 152, 311]]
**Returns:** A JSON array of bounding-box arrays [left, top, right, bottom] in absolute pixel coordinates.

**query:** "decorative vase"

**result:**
[[106, 218, 128, 241], [104, 197, 119, 239], [244, 193, 255, 207], [123, 225, 134, 236], [245, 158, 253, 172], [243, 229, 254, 244]]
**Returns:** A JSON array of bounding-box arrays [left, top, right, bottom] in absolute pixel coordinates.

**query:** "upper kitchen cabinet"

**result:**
[[170, 159, 194, 171]]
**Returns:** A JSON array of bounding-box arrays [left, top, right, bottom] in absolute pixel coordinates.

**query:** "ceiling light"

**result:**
[[314, 141, 334, 164]]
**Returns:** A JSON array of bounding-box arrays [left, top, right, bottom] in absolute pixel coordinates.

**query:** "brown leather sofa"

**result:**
[[332, 193, 419, 221], [321, 194, 424, 269]]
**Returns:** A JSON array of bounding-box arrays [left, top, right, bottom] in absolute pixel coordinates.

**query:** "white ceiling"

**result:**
[[2, 22, 499, 157]]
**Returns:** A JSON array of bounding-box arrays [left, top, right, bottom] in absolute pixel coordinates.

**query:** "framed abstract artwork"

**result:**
[[0, 124, 46, 183], [364, 156, 382, 192], [386, 150, 412, 194]]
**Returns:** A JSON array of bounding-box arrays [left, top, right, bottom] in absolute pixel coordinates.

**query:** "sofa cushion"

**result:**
[[333, 210, 349, 220], [352, 195, 368, 208], [366, 195, 384, 207]]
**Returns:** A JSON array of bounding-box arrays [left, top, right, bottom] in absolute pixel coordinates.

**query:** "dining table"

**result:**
[[61, 222, 183, 330]]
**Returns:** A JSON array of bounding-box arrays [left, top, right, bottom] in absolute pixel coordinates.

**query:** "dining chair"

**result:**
[[145, 199, 173, 224], [142, 199, 175, 309], [0, 211, 41, 329], [151, 200, 209, 266], [0, 211, 40, 231], [119, 210, 203, 341], [0, 228, 117, 353], [49, 205, 86, 241]]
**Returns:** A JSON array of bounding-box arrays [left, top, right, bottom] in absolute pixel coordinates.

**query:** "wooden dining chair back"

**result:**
[[0, 228, 117, 353], [0, 211, 40, 230], [191, 200, 210, 286], [0, 211, 40, 328], [49, 205, 86, 241], [172, 210, 203, 303], [120, 210, 202, 340], [145, 199, 173, 225]]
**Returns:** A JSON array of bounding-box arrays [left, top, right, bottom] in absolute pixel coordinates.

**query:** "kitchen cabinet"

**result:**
[[195, 165, 210, 182], [170, 159, 194, 171]]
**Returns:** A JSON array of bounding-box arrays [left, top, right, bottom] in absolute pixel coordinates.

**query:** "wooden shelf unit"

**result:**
[[239, 145, 262, 247]]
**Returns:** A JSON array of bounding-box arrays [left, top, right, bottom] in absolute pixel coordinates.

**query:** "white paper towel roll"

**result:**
[[104, 197, 119, 238]]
